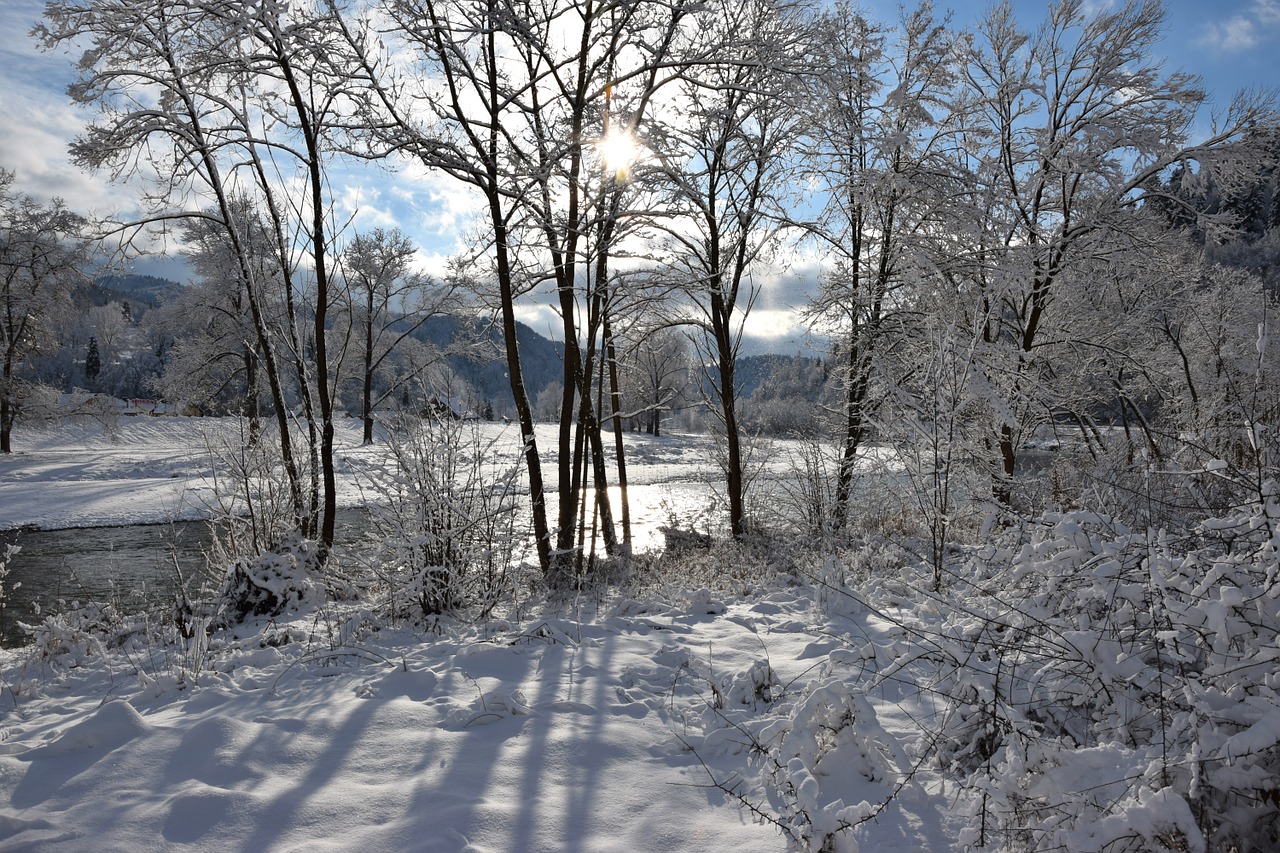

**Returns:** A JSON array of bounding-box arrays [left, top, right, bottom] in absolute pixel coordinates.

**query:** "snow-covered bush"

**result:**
[[679, 641, 914, 853], [718, 658, 782, 709], [724, 483, 1279, 852], [764, 682, 910, 853], [200, 423, 315, 567], [908, 502, 1280, 851], [767, 434, 842, 539], [212, 531, 323, 627], [358, 413, 523, 620], [20, 601, 114, 668]]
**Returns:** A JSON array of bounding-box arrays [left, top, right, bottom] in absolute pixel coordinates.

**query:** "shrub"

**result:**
[[359, 413, 523, 620], [915, 501, 1280, 851], [211, 531, 323, 628]]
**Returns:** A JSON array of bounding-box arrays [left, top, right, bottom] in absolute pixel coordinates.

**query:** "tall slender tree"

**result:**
[[84, 336, 101, 383], [654, 0, 806, 536], [798, 0, 965, 527], [39, 0, 374, 554]]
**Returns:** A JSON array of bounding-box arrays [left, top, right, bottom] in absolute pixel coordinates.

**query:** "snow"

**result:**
[[0, 417, 872, 536], [2, 419, 1277, 851], [0, 587, 963, 851], [0, 417, 953, 851], [0, 417, 736, 540], [0, 417, 252, 529]]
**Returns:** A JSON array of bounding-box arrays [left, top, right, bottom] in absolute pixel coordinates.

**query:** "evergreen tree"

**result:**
[[85, 336, 101, 382]]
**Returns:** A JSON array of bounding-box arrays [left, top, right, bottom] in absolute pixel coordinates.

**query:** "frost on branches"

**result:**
[[669, 490, 1280, 852], [888, 500, 1278, 852]]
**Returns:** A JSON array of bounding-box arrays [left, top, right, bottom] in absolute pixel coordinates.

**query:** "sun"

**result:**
[[596, 128, 638, 180]]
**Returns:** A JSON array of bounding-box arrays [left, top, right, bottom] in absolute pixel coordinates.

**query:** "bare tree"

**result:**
[[0, 169, 90, 453], [336, 227, 446, 444], [156, 207, 280, 440], [625, 324, 690, 437], [363, 0, 691, 573], [956, 0, 1276, 506], [39, 0, 374, 554], [653, 0, 806, 536], [798, 1, 965, 527]]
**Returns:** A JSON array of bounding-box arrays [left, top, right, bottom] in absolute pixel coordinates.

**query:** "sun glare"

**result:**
[[596, 128, 638, 179]]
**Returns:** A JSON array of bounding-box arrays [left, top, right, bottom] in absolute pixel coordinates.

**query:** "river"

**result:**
[[0, 521, 212, 647], [0, 510, 384, 648], [0, 480, 725, 648]]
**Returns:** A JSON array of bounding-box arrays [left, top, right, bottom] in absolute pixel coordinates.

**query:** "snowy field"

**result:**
[[0, 418, 955, 851], [0, 417, 731, 535], [0, 580, 964, 852], [2, 418, 1276, 852]]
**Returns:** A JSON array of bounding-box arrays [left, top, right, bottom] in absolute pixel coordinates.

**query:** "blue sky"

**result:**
[[1, 0, 1277, 347]]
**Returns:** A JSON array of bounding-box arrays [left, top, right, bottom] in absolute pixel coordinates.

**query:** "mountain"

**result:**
[[415, 314, 565, 415], [89, 274, 184, 318]]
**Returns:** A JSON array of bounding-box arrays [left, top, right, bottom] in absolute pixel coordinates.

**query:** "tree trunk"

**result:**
[[996, 422, 1016, 508], [555, 300, 583, 566], [242, 267, 307, 537], [605, 320, 631, 550], [363, 296, 375, 445], [244, 344, 261, 449], [1, 354, 13, 453], [585, 376, 618, 557], [1, 389, 11, 455], [278, 46, 337, 555], [493, 215, 552, 574], [834, 331, 864, 526], [711, 293, 745, 537]]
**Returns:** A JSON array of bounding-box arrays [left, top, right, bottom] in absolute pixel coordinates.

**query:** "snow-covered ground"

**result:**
[[0, 417, 953, 851], [0, 581, 964, 852], [3, 418, 1276, 852], [0, 417, 729, 534]]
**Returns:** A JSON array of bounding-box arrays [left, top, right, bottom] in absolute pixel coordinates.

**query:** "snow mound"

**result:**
[[20, 699, 149, 760], [214, 531, 323, 626], [0, 814, 83, 848], [445, 689, 532, 729]]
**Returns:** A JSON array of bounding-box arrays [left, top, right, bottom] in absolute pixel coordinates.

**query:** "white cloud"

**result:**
[[1199, 0, 1280, 52], [1079, 0, 1117, 16], [1255, 0, 1280, 25], [1202, 16, 1260, 51], [512, 302, 565, 340], [742, 307, 805, 340], [334, 180, 398, 234], [0, 2, 108, 210]]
